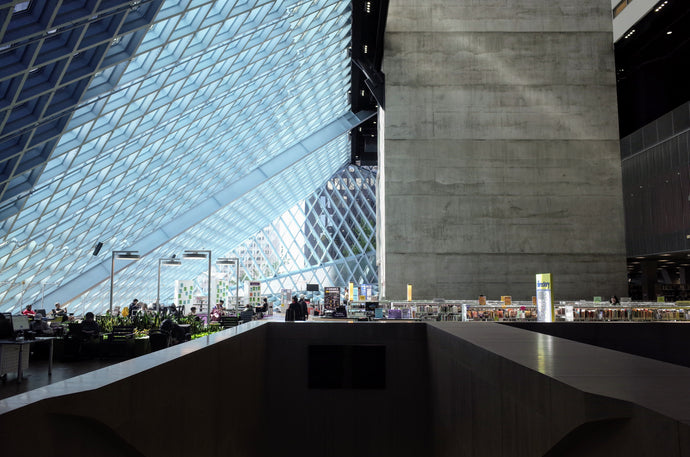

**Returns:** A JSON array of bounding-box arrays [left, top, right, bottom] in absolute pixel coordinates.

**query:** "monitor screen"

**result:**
[[365, 302, 377, 311], [306, 284, 319, 292], [34, 309, 47, 318], [11, 315, 30, 332]]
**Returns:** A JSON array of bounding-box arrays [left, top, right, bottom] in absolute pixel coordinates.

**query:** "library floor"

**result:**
[[0, 316, 282, 402], [0, 355, 118, 401]]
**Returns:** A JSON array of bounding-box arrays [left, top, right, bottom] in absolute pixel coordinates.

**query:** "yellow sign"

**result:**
[[501, 296, 512, 307], [478, 295, 486, 306], [349, 282, 354, 301], [407, 284, 412, 301]]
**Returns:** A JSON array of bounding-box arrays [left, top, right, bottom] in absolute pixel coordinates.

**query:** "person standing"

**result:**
[[298, 296, 308, 321], [286, 296, 301, 321]]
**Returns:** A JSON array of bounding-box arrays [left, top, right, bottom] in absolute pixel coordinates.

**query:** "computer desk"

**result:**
[[0, 336, 56, 383]]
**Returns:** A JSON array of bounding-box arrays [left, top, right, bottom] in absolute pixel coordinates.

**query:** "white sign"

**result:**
[[536, 273, 554, 322]]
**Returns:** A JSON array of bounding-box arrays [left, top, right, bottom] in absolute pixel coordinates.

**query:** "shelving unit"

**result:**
[[344, 300, 690, 322]]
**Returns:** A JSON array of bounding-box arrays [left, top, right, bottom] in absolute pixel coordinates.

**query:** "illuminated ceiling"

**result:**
[[0, 0, 374, 313]]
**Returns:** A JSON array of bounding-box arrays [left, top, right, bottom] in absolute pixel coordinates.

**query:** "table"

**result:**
[[0, 337, 56, 383]]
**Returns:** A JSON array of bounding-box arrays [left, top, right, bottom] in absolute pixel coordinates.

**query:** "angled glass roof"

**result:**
[[0, 0, 359, 314]]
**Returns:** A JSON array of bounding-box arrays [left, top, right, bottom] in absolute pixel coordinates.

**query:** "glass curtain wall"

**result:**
[[0, 0, 354, 314], [61, 164, 377, 313]]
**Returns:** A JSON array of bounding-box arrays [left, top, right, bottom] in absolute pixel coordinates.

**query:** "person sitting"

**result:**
[[30, 313, 53, 335], [21, 304, 36, 316], [256, 298, 268, 319], [211, 300, 225, 321], [240, 304, 254, 323], [81, 312, 99, 337], [160, 319, 186, 345], [50, 302, 67, 321], [129, 299, 140, 315], [188, 306, 201, 322]]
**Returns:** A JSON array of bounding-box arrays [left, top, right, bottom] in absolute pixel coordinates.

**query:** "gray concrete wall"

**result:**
[[381, 0, 628, 300]]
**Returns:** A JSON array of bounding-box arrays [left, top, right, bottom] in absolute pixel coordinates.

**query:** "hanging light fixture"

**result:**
[[110, 250, 140, 314], [183, 250, 212, 321]]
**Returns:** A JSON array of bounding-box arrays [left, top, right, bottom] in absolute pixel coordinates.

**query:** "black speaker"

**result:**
[[93, 242, 103, 256]]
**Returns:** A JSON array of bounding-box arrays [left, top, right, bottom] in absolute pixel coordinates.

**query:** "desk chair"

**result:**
[[219, 316, 240, 328], [105, 326, 135, 358], [148, 329, 171, 352]]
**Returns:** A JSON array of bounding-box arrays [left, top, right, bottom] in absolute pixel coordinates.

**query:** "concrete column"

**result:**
[[380, 0, 628, 300], [641, 259, 657, 301]]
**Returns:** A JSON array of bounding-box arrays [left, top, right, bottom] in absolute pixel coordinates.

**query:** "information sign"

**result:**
[[536, 273, 554, 322], [324, 287, 341, 310], [280, 289, 292, 312]]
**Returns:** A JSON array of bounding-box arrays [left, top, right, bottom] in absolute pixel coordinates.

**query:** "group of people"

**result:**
[[21, 302, 68, 320], [210, 298, 269, 322], [14, 302, 73, 335], [20, 303, 69, 335], [285, 296, 309, 321], [127, 298, 151, 316]]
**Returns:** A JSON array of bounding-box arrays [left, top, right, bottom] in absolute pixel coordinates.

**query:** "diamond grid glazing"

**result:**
[[0, 0, 360, 313]]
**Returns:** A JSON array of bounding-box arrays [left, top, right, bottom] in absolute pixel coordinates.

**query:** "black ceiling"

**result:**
[[349, 0, 387, 166], [615, 0, 690, 138]]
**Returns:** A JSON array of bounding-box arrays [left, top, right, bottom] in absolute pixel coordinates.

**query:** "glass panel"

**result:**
[[0, 0, 354, 313]]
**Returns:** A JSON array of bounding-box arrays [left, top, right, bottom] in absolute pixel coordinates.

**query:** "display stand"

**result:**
[[363, 300, 690, 323]]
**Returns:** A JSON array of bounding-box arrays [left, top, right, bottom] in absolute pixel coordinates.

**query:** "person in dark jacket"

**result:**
[[286, 296, 302, 321], [298, 296, 308, 321], [161, 318, 186, 344], [81, 312, 99, 336]]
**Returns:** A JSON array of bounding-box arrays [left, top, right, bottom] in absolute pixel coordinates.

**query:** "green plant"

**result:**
[[191, 325, 223, 340], [178, 315, 204, 335], [96, 314, 135, 333]]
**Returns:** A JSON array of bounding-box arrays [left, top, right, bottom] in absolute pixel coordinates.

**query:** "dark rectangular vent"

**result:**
[[308, 345, 385, 389]]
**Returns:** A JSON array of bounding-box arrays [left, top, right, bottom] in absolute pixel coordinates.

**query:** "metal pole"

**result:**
[[235, 258, 239, 310], [207, 252, 212, 320], [109, 251, 115, 314], [157, 258, 162, 309]]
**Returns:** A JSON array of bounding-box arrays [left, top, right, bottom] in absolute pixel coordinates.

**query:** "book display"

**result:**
[[245, 281, 261, 307], [340, 300, 690, 322]]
